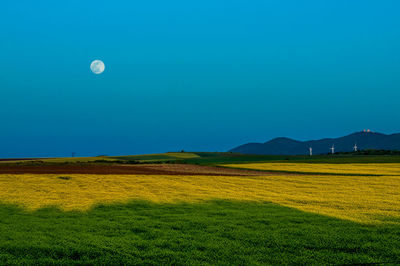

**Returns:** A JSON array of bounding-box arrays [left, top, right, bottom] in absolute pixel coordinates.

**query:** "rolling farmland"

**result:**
[[0, 153, 399, 264]]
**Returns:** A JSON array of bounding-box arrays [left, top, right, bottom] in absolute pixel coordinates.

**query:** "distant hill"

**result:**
[[229, 131, 400, 155]]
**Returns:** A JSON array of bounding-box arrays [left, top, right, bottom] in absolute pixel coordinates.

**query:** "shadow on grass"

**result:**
[[0, 200, 399, 265]]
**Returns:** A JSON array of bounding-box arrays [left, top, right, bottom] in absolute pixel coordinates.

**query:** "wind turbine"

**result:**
[[309, 147, 312, 156], [353, 143, 358, 152], [330, 145, 335, 154]]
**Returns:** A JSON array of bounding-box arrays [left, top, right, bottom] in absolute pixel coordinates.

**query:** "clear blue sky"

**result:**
[[1, 0, 400, 157]]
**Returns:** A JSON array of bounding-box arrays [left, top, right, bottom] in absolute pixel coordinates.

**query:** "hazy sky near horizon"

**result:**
[[1, 0, 400, 157]]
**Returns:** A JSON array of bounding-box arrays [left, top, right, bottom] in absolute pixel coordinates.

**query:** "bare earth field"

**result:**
[[0, 163, 271, 176]]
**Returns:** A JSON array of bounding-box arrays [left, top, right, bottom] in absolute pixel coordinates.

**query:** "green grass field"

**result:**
[[1, 200, 399, 265], [115, 152, 400, 165]]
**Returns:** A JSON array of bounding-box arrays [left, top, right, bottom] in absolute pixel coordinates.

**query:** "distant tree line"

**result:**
[[334, 149, 400, 156]]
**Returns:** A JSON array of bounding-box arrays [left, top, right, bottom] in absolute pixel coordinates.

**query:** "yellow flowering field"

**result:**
[[222, 162, 400, 176], [1, 173, 400, 224]]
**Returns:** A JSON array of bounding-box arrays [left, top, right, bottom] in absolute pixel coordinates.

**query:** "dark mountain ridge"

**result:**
[[229, 131, 400, 155]]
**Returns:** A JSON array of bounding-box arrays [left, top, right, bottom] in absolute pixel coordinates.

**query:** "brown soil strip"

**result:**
[[0, 164, 277, 176]]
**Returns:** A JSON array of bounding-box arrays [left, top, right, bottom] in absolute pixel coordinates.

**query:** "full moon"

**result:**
[[90, 60, 105, 74]]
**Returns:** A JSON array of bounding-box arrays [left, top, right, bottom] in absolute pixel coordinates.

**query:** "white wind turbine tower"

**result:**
[[309, 147, 312, 156], [330, 145, 335, 154], [353, 143, 358, 152]]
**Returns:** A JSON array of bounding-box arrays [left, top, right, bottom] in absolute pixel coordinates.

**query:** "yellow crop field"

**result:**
[[1, 172, 399, 224], [223, 162, 400, 176], [164, 152, 200, 159], [42, 157, 117, 163]]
